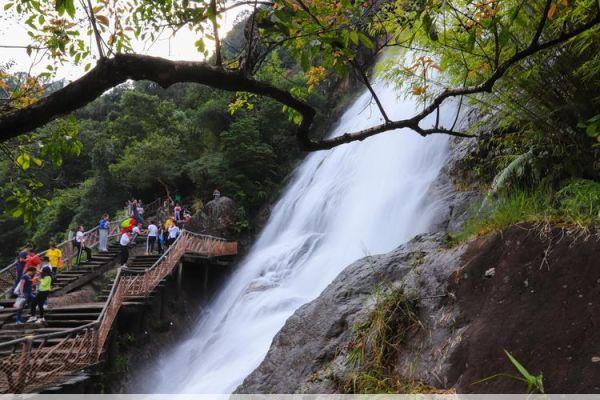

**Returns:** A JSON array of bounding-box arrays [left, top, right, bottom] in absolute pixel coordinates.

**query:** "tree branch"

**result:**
[[350, 60, 391, 123], [83, 0, 106, 59], [0, 54, 315, 144], [210, 0, 223, 67]]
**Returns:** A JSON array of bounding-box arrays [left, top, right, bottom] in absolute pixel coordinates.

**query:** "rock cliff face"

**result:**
[[237, 224, 600, 393], [237, 135, 600, 393], [236, 232, 467, 393]]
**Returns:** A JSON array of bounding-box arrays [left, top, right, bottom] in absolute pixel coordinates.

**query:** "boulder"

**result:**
[[186, 196, 237, 238]]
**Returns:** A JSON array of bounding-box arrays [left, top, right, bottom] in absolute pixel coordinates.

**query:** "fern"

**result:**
[[489, 149, 534, 196]]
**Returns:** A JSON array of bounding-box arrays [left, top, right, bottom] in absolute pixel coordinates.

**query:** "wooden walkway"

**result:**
[[0, 230, 237, 393]]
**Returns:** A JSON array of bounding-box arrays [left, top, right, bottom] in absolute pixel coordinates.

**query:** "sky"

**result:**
[[0, 2, 245, 81]]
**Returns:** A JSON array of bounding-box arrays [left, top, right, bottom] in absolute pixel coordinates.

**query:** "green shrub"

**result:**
[[556, 179, 600, 224], [453, 180, 600, 243]]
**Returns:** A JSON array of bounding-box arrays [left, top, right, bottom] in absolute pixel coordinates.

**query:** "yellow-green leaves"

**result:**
[[55, 0, 76, 18]]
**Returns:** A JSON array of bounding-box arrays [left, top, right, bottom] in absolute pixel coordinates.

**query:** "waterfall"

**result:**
[[142, 74, 456, 394]]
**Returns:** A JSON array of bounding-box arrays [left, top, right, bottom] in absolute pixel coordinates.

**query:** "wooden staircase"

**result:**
[[52, 242, 122, 294], [0, 231, 238, 393], [96, 253, 161, 303]]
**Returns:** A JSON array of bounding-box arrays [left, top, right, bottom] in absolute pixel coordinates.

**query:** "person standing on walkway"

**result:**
[[28, 260, 52, 323], [132, 222, 142, 243], [75, 226, 92, 264], [14, 267, 35, 324], [174, 203, 182, 222], [158, 226, 165, 254], [167, 223, 180, 247], [147, 220, 158, 254], [47, 242, 63, 272], [14, 243, 31, 291], [133, 201, 145, 224], [98, 213, 110, 252], [25, 248, 41, 271], [120, 231, 131, 267]]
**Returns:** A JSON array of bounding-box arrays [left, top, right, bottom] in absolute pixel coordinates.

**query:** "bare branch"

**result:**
[[350, 60, 391, 123], [82, 0, 106, 59], [533, 0, 554, 45], [210, 0, 222, 67]]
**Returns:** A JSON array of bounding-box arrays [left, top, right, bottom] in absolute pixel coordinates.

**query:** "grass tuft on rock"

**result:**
[[451, 179, 600, 244], [338, 287, 447, 394]]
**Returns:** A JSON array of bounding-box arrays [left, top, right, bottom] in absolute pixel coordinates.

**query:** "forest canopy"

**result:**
[[1, 0, 599, 259]]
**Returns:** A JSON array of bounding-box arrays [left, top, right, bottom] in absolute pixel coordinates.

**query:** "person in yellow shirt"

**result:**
[[47, 242, 63, 271]]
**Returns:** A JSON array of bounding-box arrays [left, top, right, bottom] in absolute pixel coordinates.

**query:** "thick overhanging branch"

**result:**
[[0, 54, 316, 146]]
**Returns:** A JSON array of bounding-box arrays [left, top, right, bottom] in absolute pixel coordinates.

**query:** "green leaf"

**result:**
[[499, 27, 511, 47], [504, 350, 531, 381], [358, 33, 374, 49], [300, 52, 310, 72], [55, 0, 66, 15], [64, 0, 76, 17]]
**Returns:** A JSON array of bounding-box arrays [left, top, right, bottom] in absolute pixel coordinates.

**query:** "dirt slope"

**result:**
[[447, 224, 600, 393]]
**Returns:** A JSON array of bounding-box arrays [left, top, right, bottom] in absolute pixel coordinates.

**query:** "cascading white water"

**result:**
[[143, 72, 456, 394]]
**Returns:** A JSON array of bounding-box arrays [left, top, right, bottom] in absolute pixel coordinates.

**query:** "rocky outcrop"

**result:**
[[237, 224, 600, 393], [186, 196, 237, 238], [421, 136, 481, 233], [236, 232, 468, 393]]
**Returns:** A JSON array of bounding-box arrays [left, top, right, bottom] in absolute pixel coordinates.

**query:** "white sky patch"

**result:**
[[0, 5, 246, 81]]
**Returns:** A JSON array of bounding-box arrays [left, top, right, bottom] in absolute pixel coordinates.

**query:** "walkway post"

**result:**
[[203, 267, 209, 300], [176, 261, 183, 300]]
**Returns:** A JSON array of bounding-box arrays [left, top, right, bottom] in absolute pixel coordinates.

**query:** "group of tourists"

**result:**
[[10, 191, 221, 325], [12, 242, 61, 324], [118, 200, 185, 267]]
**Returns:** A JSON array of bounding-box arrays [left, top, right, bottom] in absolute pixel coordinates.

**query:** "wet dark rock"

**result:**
[[186, 196, 237, 238]]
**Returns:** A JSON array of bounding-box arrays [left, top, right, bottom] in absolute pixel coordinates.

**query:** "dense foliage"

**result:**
[[1, 0, 599, 258]]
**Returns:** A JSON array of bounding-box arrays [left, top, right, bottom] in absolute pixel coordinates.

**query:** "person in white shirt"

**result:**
[[75, 226, 92, 265], [147, 221, 158, 254], [120, 231, 131, 267], [167, 223, 180, 247], [131, 222, 142, 243]]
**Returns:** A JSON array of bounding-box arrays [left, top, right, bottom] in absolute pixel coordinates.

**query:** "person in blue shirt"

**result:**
[[14, 242, 32, 293], [98, 213, 110, 252], [15, 267, 35, 324]]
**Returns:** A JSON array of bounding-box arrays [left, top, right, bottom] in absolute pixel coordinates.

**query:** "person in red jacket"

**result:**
[[24, 248, 41, 271]]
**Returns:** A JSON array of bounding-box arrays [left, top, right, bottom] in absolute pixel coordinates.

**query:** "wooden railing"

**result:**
[[0, 198, 162, 297], [0, 230, 237, 393]]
